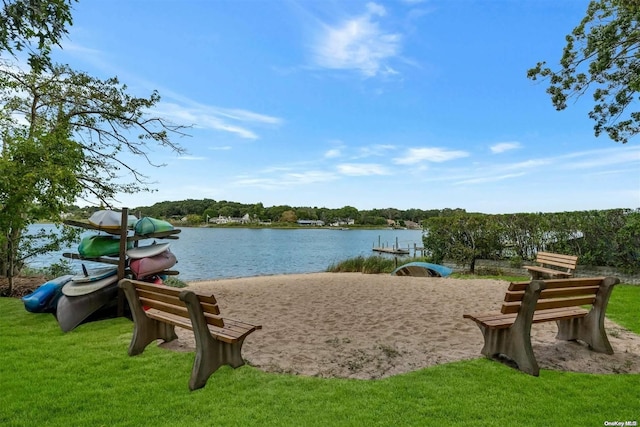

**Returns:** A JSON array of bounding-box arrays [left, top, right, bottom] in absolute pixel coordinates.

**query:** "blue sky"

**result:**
[[52, 0, 640, 213]]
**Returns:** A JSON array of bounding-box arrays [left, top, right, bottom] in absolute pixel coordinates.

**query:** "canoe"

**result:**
[[72, 266, 117, 283], [78, 235, 133, 258], [62, 274, 118, 297], [391, 262, 453, 278], [134, 217, 174, 235], [55, 281, 118, 332], [126, 242, 171, 259], [88, 210, 138, 230], [21, 275, 74, 313], [129, 249, 177, 279]]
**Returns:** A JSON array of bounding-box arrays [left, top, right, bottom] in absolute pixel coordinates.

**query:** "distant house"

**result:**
[[330, 218, 355, 227], [212, 213, 252, 224], [405, 220, 420, 229], [297, 219, 325, 226]]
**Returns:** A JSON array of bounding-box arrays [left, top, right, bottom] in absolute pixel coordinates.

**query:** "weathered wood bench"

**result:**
[[524, 251, 578, 279], [119, 279, 262, 390], [463, 276, 620, 376]]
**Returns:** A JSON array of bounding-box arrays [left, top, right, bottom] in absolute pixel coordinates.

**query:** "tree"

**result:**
[[527, 0, 640, 143], [280, 210, 297, 223], [423, 214, 504, 273], [0, 63, 186, 289], [0, 0, 76, 70], [0, 127, 82, 283]]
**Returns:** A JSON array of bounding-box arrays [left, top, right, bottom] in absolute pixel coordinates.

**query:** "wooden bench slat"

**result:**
[[536, 251, 578, 265], [501, 295, 596, 314], [144, 310, 260, 342], [524, 266, 572, 276], [504, 285, 600, 302], [464, 307, 589, 328], [139, 296, 226, 328], [145, 310, 249, 343], [132, 280, 219, 305], [508, 277, 605, 291]]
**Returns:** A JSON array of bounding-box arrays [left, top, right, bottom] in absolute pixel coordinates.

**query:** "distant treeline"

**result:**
[[65, 199, 468, 226], [423, 209, 640, 274]]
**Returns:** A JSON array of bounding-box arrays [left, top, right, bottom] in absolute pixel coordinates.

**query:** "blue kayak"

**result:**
[[391, 262, 453, 278], [22, 275, 74, 313]]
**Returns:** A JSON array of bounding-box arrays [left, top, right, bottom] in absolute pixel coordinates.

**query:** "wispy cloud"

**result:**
[[393, 147, 470, 164], [490, 141, 521, 154], [325, 148, 343, 158], [57, 42, 283, 141], [356, 144, 396, 158], [455, 172, 526, 185], [312, 3, 402, 77], [154, 102, 283, 140], [337, 162, 392, 176], [235, 170, 338, 189], [177, 155, 207, 161]]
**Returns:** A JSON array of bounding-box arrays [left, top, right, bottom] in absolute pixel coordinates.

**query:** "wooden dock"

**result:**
[[372, 235, 420, 256], [372, 247, 410, 255]]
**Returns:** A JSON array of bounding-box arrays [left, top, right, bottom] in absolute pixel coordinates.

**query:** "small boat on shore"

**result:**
[[391, 262, 453, 278]]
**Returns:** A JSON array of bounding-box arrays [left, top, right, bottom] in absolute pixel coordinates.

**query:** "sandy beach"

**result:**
[[161, 273, 640, 379]]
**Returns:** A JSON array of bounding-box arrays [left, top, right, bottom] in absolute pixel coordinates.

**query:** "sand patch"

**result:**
[[159, 273, 640, 379]]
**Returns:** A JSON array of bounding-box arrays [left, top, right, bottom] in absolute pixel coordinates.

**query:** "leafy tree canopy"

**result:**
[[528, 0, 640, 143], [0, 0, 76, 69]]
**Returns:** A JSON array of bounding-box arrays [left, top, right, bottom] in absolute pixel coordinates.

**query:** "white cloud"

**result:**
[[356, 144, 396, 158], [393, 147, 470, 164], [336, 163, 391, 176], [455, 172, 526, 185], [154, 102, 282, 140], [235, 170, 338, 189], [313, 3, 402, 77], [325, 148, 342, 158], [177, 155, 207, 161], [490, 141, 521, 154]]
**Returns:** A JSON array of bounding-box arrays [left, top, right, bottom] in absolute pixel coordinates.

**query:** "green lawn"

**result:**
[[1, 285, 638, 426]]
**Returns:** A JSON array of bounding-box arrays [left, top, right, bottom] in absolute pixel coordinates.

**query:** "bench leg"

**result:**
[[476, 323, 539, 376], [555, 276, 620, 354], [119, 279, 178, 356], [474, 280, 546, 376], [529, 270, 543, 280], [181, 291, 248, 391], [129, 317, 178, 356], [190, 335, 246, 391]]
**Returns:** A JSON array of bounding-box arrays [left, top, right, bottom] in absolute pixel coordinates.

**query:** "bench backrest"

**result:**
[[535, 251, 578, 272], [501, 277, 607, 314], [123, 279, 225, 327]]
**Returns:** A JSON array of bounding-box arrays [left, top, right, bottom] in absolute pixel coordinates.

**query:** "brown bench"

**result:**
[[524, 251, 578, 279], [463, 276, 619, 376], [119, 279, 262, 390]]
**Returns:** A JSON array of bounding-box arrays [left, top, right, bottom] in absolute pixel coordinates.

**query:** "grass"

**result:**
[[1, 285, 639, 426], [326, 255, 400, 274]]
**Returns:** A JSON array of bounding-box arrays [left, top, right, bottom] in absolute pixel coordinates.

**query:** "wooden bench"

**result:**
[[463, 276, 620, 376], [119, 279, 262, 390], [524, 251, 578, 279]]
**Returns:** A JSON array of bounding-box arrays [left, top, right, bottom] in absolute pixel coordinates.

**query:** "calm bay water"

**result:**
[[27, 225, 424, 281]]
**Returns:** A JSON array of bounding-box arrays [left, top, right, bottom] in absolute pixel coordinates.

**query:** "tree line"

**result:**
[[65, 200, 468, 227], [423, 209, 640, 274]]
